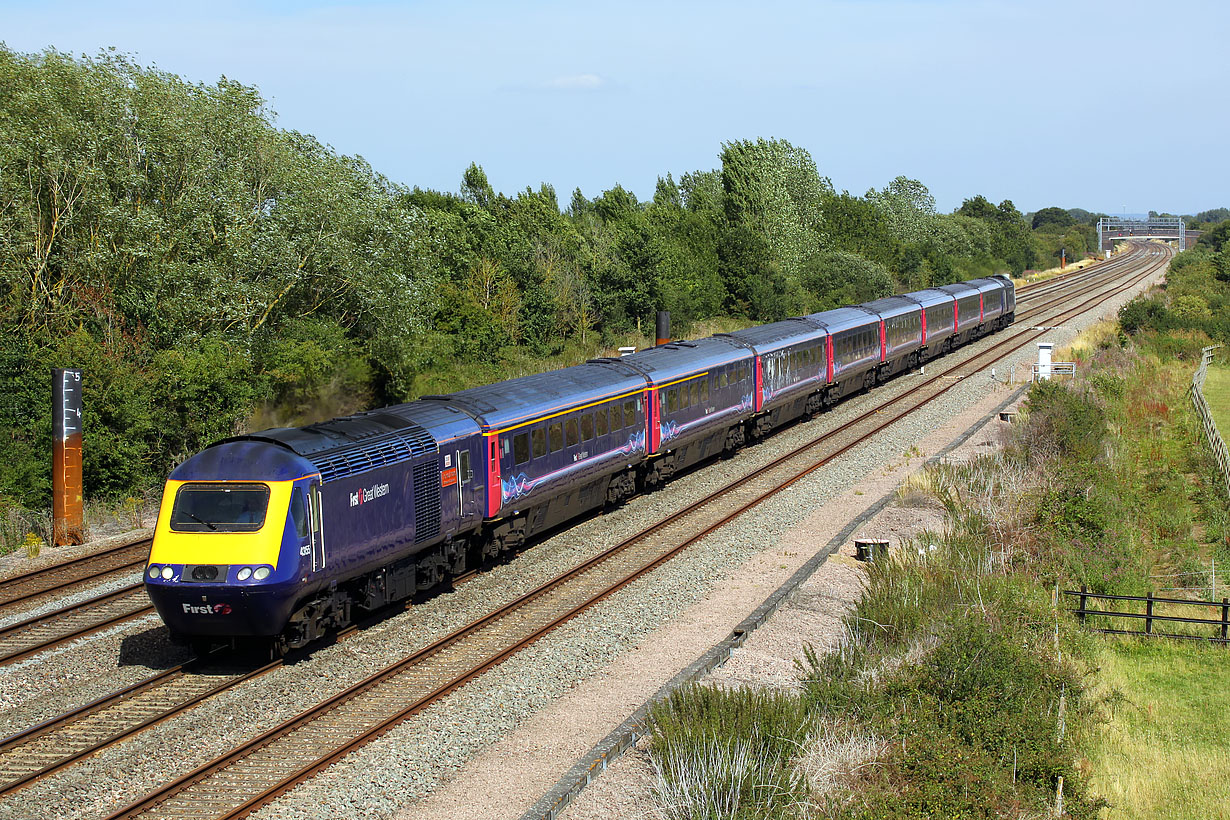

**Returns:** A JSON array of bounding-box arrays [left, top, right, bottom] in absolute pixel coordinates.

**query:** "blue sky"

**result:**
[[2, 0, 1227, 214]]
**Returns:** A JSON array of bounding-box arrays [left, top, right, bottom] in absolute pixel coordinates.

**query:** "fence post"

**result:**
[[1146, 593, 1154, 635], [1222, 598, 1228, 642], [1079, 585, 1087, 625], [1193, 345, 1230, 501]]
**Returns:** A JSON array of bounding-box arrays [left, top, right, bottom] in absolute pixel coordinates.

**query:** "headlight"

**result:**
[[253, 566, 271, 581], [237, 567, 252, 581], [160, 566, 174, 580], [148, 565, 160, 579]]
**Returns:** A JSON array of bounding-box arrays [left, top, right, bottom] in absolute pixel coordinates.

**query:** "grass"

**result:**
[[1089, 639, 1230, 819], [1201, 365, 1230, 443], [1061, 319, 1123, 362]]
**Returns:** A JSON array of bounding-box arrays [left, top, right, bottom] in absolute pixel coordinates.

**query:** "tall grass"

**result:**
[[648, 687, 813, 819], [1089, 640, 1230, 819]]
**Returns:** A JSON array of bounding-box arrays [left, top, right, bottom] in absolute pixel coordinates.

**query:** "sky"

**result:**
[[2, 0, 1227, 215]]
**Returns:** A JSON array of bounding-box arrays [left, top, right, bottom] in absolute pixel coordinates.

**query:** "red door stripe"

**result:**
[[487, 435, 501, 518]]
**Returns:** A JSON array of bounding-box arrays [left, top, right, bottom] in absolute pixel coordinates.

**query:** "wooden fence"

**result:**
[[1065, 586, 1230, 644], [1191, 344, 1230, 498]]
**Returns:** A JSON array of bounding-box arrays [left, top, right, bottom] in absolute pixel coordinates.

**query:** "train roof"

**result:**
[[592, 337, 750, 386], [904, 288, 956, 308], [858, 296, 919, 320], [935, 281, 981, 299], [170, 440, 318, 483], [424, 361, 647, 433], [222, 406, 443, 484], [966, 277, 1010, 294], [717, 318, 826, 354], [805, 307, 880, 334]]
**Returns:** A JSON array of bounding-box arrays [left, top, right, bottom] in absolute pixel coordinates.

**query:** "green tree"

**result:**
[[720, 138, 831, 281], [1031, 206, 1075, 230]]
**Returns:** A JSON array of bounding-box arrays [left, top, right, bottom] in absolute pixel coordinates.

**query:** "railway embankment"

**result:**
[[556, 304, 1230, 819]]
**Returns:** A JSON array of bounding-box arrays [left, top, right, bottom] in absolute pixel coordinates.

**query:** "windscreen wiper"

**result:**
[[185, 512, 218, 531]]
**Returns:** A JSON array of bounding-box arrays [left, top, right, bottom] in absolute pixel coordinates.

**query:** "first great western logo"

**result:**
[[350, 482, 391, 508]]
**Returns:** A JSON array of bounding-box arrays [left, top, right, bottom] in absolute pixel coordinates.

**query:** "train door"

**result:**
[[455, 446, 477, 520], [308, 481, 325, 572], [649, 388, 661, 454]]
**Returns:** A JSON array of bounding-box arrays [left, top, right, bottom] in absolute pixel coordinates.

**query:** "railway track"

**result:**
[[0, 585, 152, 666], [90, 242, 1170, 820], [0, 657, 279, 797], [0, 538, 149, 612]]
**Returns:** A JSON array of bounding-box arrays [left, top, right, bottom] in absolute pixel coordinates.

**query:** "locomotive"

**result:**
[[145, 276, 1014, 653]]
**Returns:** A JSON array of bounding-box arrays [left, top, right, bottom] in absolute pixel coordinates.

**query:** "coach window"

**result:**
[[667, 388, 679, 412], [680, 384, 690, 409], [623, 400, 636, 428], [700, 379, 709, 403], [596, 406, 609, 436], [513, 433, 530, 465], [566, 417, 579, 447], [690, 380, 700, 406], [532, 427, 547, 458], [581, 413, 594, 441], [548, 422, 563, 453]]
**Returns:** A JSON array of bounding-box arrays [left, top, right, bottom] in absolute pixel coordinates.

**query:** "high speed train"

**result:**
[[145, 275, 1014, 652]]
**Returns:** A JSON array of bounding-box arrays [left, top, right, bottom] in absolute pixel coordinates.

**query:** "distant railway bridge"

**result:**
[[1098, 216, 1190, 251]]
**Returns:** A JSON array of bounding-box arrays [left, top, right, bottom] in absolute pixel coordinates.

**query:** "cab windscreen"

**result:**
[[170, 483, 271, 532]]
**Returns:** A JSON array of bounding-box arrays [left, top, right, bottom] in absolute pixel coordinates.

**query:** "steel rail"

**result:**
[[0, 658, 281, 797], [97, 241, 1170, 820], [0, 586, 152, 666], [0, 538, 150, 610]]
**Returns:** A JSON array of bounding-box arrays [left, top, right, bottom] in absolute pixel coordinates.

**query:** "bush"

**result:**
[[1021, 380, 1106, 465]]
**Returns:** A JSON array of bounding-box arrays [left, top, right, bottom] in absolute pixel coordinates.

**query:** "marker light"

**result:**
[[253, 566, 271, 581], [160, 566, 174, 580], [148, 565, 160, 579], [237, 567, 252, 581]]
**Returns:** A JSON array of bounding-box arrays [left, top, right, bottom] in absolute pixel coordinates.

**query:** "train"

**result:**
[[144, 275, 1015, 653]]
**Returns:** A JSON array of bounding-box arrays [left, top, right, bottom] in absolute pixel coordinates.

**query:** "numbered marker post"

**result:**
[[52, 368, 84, 546]]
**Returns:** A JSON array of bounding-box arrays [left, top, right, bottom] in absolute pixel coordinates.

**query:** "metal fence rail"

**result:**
[[1065, 586, 1230, 644], [1192, 345, 1230, 499]]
